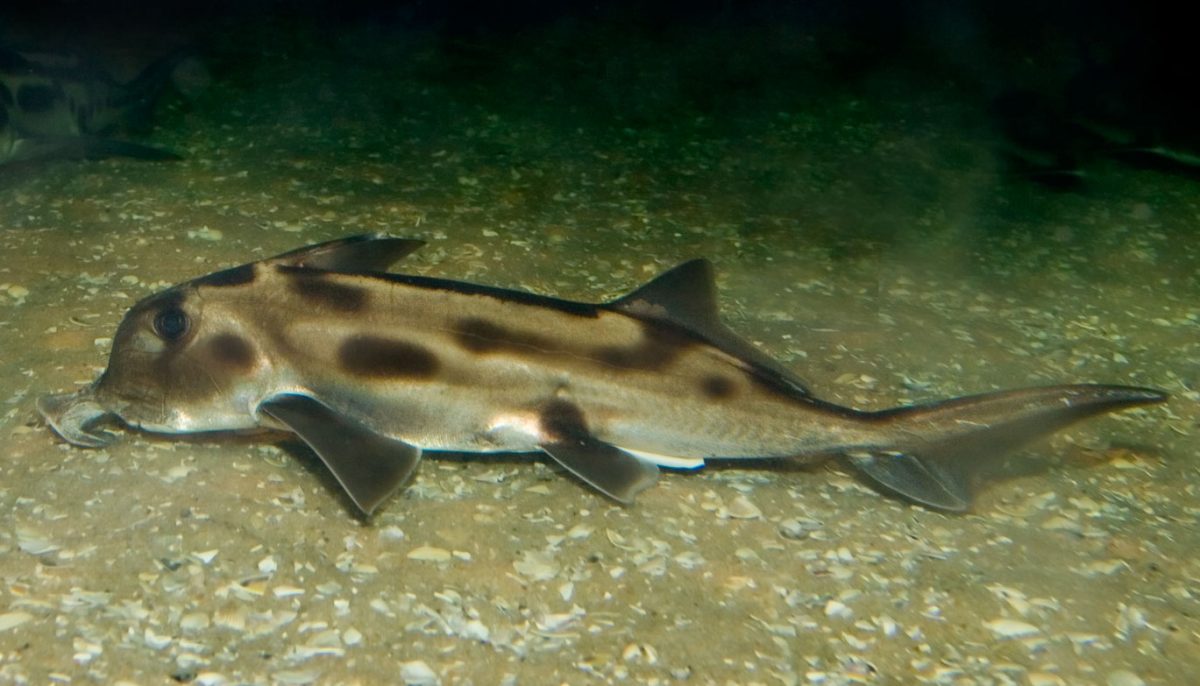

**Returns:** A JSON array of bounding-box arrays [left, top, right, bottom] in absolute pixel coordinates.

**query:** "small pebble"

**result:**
[[144, 627, 173, 650], [272, 669, 321, 685], [779, 517, 822, 540], [0, 612, 32, 631], [400, 660, 439, 686], [513, 550, 560, 581], [983, 618, 1039, 639], [1041, 516, 1083, 534], [407, 546, 451, 563], [193, 550, 219, 565], [461, 620, 490, 642], [723, 495, 763, 519], [1107, 670, 1145, 686], [187, 227, 224, 241], [876, 615, 899, 637], [15, 528, 58, 556], [180, 612, 210, 632], [825, 600, 853, 619], [379, 526, 406, 542], [1077, 559, 1127, 577]]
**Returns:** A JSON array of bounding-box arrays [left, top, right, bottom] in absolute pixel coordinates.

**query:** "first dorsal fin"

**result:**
[[608, 260, 811, 397], [267, 234, 425, 273]]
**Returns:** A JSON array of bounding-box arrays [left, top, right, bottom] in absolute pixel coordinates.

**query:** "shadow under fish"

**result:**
[[1, 46, 196, 166], [39, 235, 1167, 516]]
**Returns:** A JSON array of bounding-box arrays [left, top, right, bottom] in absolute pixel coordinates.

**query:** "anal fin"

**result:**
[[259, 394, 421, 515], [843, 450, 970, 512]]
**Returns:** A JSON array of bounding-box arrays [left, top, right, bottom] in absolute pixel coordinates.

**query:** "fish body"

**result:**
[[1, 46, 188, 165], [40, 236, 1167, 514], [991, 59, 1200, 191]]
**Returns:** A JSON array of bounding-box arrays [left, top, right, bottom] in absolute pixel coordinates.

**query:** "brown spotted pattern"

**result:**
[[208, 333, 255, 372], [339, 335, 439, 379], [592, 320, 695, 371], [453, 315, 702, 375], [453, 317, 556, 354], [700, 374, 737, 400], [539, 398, 590, 441], [286, 271, 368, 312]]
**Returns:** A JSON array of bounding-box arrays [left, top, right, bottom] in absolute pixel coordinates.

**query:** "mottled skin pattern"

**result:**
[[43, 235, 1167, 513], [1, 46, 187, 164], [96, 261, 864, 459]]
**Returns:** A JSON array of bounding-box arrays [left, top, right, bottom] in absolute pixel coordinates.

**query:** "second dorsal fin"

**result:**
[[608, 260, 811, 398]]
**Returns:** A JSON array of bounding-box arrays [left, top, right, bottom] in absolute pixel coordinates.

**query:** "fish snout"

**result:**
[[37, 388, 120, 448]]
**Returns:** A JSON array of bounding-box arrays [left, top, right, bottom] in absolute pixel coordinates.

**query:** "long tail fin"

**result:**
[[844, 384, 1166, 511]]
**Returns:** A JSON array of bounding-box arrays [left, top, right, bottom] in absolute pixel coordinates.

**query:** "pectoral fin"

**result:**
[[259, 394, 421, 515]]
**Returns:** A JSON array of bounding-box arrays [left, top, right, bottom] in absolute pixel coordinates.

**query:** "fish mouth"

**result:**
[[37, 388, 122, 448]]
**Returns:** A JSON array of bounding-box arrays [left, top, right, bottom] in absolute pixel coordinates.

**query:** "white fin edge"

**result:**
[[619, 447, 706, 471]]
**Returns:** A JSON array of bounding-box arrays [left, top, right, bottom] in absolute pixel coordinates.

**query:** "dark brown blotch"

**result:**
[[700, 374, 737, 400], [592, 320, 694, 371], [540, 399, 589, 441], [209, 333, 255, 371], [288, 271, 368, 312], [339, 335, 439, 379], [454, 317, 554, 354], [195, 264, 257, 288]]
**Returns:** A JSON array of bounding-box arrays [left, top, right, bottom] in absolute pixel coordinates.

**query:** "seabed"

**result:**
[[0, 7, 1196, 685]]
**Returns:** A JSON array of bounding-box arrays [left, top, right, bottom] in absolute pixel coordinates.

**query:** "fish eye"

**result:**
[[153, 307, 190, 342]]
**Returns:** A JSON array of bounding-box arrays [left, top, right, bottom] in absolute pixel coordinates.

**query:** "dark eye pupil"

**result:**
[[154, 308, 189, 341]]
